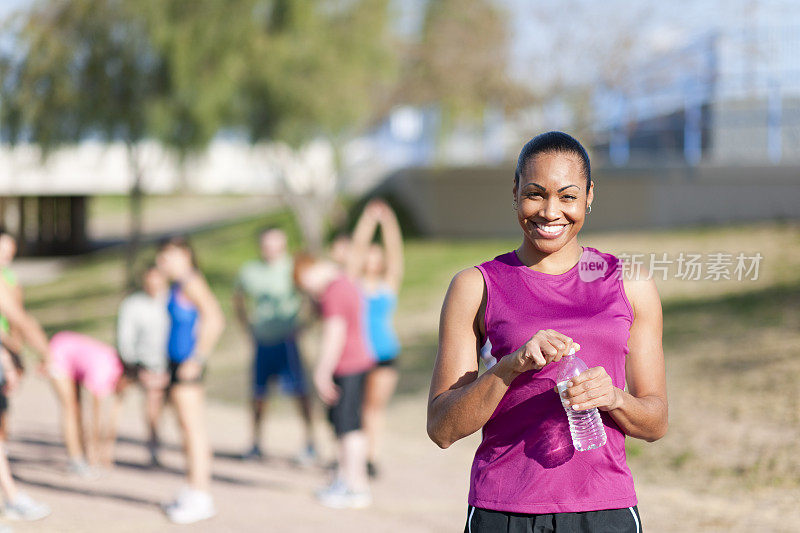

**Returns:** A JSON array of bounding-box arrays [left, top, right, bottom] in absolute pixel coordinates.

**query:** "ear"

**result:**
[[512, 180, 518, 202], [587, 180, 594, 207]]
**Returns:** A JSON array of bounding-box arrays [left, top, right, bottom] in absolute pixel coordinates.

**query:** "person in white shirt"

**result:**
[[116, 264, 170, 466]]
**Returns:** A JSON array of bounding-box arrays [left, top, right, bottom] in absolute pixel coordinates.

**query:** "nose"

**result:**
[[539, 197, 561, 221]]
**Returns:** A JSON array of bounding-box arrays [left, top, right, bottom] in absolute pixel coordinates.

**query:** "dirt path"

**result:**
[[4, 376, 798, 532]]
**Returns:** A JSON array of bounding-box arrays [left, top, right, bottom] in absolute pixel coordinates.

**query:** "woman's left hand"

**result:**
[[560, 367, 623, 412], [177, 359, 204, 382], [314, 371, 340, 406]]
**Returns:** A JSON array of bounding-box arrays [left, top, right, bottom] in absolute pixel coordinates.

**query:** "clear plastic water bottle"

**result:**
[[555, 347, 607, 451]]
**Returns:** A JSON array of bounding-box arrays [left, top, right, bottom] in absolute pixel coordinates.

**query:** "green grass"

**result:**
[[22, 214, 800, 412]]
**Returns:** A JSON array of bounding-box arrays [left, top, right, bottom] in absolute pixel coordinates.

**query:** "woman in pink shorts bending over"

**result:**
[[49, 331, 123, 477]]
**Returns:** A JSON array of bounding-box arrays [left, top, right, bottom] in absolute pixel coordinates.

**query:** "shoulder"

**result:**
[[582, 246, 623, 270], [322, 276, 351, 300], [477, 251, 517, 271], [450, 267, 484, 292], [619, 265, 662, 320], [120, 292, 145, 308], [445, 268, 486, 309], [182, 271, 211, 298]]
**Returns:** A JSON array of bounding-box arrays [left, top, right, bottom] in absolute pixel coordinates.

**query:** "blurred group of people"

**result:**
[[235, 198, 403, 510], [0, 199, 404, 527], [0, 234, 224, 526]]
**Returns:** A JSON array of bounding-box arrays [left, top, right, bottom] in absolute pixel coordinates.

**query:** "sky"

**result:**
[[0, 0, 28, 21], [2, 0, 799, 94], [501, 0, 800, 92]]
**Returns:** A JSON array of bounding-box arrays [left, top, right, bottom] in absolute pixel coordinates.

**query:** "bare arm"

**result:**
[[115, 299, 138, 366], [4, 284, 26, 353], [182, 273, 226, 360], [0, 348, 19, 394], [610, 273, 668, 440], [232, 289, 251, 333], [376, 203, 404, 292], [426, 268, 577, 449], [0, 280, 49, 358], [562, 271, 668, 442], [314, 316, 346, 405], [344, 202, 380, 279]]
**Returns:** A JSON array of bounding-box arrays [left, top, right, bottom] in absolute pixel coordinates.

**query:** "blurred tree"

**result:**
[[392, 0, 531, 145], [0, 0, 245, 282], [0, 0, 164, 280], [1, 0, 397, 263], [233, 0, 396, 252]]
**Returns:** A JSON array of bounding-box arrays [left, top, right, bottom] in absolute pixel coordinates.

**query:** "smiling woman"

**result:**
[[427, 131, 668, 533]]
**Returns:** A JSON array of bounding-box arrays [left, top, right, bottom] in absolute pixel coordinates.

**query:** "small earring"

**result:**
[[512, 201, 518, 211], [586, 204, 592, 214]]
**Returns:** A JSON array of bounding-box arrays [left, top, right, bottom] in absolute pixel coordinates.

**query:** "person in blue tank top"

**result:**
[[156, 236, 225, 525], [344, 199, 404, 479]]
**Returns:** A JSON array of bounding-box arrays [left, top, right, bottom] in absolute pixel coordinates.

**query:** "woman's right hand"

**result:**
[[497, 329, 579, 380]]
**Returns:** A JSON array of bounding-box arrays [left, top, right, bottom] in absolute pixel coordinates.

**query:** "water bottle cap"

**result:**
[[568, 347, 576, 356]]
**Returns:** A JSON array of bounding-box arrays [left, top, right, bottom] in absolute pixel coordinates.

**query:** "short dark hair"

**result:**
[[157, 235, 198, 268], [514, 131, 591, 193], [258, 225, 282, 239]]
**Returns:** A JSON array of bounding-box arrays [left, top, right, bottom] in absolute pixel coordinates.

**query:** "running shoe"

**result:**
[[161, 485, 191, 513], [147, 442, 161, 468], [241, 445, 263, 461], [164, 488, 215, 525], [316, 481, 371, 509], [4, 492, 50, 521], [292, 444, 317, 468], [66, 459, 100, 480]]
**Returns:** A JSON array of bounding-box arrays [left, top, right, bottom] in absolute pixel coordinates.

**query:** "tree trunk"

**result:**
[[126, 143, 144, 289], [283, 192, 326, 254]]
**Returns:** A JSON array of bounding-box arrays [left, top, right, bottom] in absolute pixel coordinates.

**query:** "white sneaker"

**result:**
[[4, 492, 50, 521], [316, 481, 371, 509], [161, 485, 192, 513], [66, 459, 100, 480], [292, 445, 317, 468], [164, 488, 215, 524]]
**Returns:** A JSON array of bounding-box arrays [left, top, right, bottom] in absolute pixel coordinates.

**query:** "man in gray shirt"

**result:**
[[117, 265, 170, 466]]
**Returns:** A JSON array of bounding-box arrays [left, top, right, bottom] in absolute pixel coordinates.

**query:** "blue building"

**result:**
[[592, 25, 800, 165]]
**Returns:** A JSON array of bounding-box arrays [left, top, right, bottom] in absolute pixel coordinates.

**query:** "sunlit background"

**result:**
[[0, 1, 799, 532]]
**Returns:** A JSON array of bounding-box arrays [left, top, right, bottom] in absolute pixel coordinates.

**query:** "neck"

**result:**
[[515, 237, 583, 275]]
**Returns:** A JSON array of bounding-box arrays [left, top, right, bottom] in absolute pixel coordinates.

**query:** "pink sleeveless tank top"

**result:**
[[470, 246, 637, 514]]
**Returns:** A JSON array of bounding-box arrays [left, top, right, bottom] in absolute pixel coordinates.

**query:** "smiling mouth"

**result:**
[[532, 222, 570, 237]]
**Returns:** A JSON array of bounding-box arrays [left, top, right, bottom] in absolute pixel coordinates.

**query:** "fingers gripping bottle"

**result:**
[[556, 347, 607, 451]]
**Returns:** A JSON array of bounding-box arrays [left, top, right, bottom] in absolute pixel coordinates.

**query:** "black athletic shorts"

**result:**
[[327, 371, 367, 437], [465, 505, 642, 533], [168, 360, 207, 386]]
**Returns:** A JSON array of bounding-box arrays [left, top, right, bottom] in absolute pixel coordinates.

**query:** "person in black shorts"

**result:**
[[294, 253, 375, 509], [341, 200, 404, 479]]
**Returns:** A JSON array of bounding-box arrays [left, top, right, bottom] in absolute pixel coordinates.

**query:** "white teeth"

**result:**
[[534, 223, 568, 234]]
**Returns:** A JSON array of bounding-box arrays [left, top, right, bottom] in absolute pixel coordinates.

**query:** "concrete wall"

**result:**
[[378, 164, 800, 237]]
